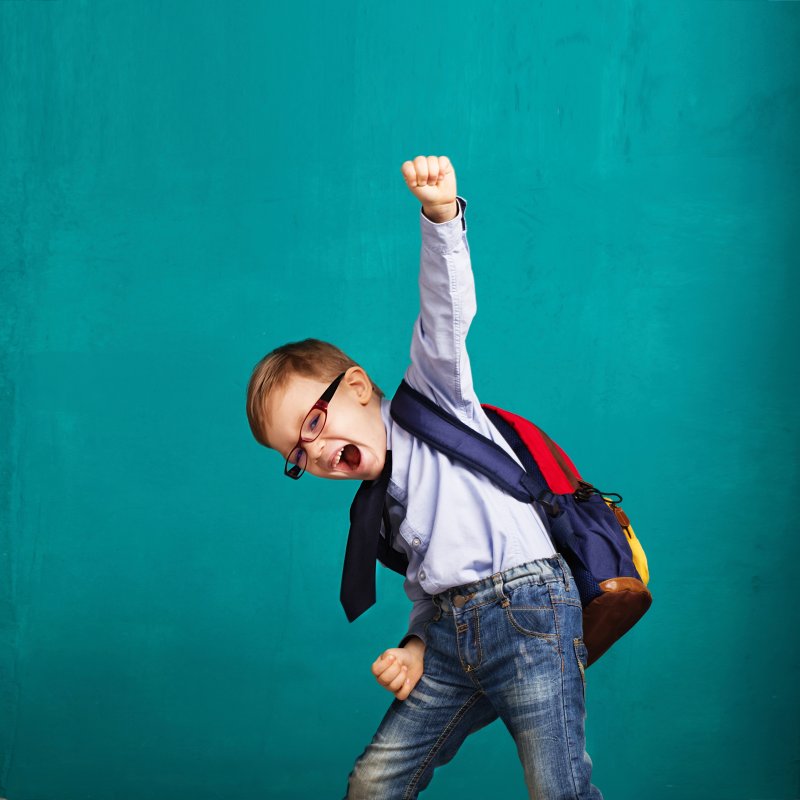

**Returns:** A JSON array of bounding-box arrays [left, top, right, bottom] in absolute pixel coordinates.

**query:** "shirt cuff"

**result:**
[[398, 629, 428, 649], [419, 195, 467, 254], [397, 612, 437, 648]]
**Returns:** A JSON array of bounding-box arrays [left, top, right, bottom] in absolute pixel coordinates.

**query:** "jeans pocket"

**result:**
[[503, 584, 558, 640]]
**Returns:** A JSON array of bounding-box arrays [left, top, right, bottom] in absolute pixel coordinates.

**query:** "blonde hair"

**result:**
[[246, 338, 384, 449]]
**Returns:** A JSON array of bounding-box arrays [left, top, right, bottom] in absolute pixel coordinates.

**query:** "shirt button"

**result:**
[[412, 537, 421, 548], [418, 569, 426, 581]]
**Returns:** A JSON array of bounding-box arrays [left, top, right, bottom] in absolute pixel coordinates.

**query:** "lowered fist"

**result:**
[[372, 643, 425, 701], [400, 155, 458, 223]]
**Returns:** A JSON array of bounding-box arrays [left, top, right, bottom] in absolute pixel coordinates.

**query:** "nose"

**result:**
[[311, 438, 326, 463]]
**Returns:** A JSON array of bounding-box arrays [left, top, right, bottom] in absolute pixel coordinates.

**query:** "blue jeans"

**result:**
[[343, 554, 603, 799]]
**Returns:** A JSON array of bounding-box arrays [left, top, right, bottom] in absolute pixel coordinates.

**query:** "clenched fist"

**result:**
[[400, 155, 458, 224], [372, 638, 425, 701]]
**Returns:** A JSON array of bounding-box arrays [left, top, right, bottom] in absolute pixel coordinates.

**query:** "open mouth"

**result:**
[[332, 444, 362, 472]]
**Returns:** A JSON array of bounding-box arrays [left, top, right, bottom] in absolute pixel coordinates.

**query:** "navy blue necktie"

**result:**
[[340, 451, 404, 622]]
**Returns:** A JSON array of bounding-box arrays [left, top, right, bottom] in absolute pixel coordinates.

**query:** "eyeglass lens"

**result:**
[[301, 409, 326, 441], [287, 406, 328, 474]]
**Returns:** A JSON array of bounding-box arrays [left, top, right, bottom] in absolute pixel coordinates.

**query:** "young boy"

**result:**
[[246, 155, 603, 799]]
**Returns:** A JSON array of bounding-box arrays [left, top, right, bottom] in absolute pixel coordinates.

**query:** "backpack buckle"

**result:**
[[536, 489, 561, 517]]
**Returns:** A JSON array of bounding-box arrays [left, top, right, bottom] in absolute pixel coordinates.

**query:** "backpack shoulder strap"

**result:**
[[390, 380, 544, 504]]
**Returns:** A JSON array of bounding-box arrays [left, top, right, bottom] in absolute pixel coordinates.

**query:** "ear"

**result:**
[[343, 366, 374, 406]]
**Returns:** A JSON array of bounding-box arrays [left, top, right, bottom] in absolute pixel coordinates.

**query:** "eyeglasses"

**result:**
[[284, 371, 347, 480]]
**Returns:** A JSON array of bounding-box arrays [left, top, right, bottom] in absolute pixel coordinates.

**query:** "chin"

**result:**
[[369, 455, 386, 480]]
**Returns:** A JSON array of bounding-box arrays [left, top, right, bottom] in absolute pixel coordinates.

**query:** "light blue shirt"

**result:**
[[379, 195, 556, 648]]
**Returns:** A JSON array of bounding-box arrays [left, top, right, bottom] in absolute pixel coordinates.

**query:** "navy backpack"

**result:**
[[388, 379, 651, 666]]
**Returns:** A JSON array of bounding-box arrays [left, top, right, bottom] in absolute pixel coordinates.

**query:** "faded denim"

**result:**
[[344, 554, 603, 799]]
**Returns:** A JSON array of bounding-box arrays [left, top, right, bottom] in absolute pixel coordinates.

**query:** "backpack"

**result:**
[[388, 379, 651, 667]]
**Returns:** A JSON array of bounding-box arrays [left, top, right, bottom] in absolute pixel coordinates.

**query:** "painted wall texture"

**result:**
[[1, 1, 798, 798]]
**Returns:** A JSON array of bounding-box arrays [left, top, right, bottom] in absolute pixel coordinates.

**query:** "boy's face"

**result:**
[[265, 366, 387, 481]]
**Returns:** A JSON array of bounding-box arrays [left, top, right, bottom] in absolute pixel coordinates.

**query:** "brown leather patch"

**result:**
[[599, 577, 648, 593], [613, 506, 630, 528], [583, 583, 652, 667]]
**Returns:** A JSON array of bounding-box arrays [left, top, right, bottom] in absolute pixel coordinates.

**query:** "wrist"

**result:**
[[422, 200, 458, 224], [403, 635, 426, 651]]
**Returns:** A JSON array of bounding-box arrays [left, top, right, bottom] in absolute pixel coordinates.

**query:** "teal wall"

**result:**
[[2, 2, 798, 798]]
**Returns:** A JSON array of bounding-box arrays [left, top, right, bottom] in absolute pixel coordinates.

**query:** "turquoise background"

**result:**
[[1, 1, 798, 798]]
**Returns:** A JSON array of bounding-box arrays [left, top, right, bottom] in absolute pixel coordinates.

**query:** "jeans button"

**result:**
[[412, 537, 421, 548], [452, 592, 475, 608], [418, 569, 426, 580]]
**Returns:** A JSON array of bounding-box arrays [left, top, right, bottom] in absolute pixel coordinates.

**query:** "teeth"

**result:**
[[333, 447, 345, 467]]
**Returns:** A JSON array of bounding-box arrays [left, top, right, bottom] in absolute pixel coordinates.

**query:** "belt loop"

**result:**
[[492, 572, 510, 608], [557, 553, 571, 591]]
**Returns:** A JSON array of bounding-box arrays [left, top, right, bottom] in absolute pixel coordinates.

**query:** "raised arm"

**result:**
[[399, 156, 481, 423]]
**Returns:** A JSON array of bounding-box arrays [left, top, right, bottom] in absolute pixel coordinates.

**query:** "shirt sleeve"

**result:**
[[404, 195, 483, 425], [397, 576, 438, 648]]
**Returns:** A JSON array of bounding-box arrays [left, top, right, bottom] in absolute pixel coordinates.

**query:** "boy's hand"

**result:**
[[400, 155, 458, 223], [371, 638, 425, 701]]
